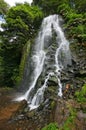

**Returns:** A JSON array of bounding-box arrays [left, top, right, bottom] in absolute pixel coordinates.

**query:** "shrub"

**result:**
[[42, 123, 58, 130], [75, 84, 86, 102]]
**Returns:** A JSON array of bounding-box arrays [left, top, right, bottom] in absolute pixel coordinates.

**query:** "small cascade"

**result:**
[[29, 72, 54, 110], [15, 14, 71, 110]]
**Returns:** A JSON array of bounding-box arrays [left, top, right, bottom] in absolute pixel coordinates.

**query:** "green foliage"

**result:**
[[75, 84, 86, 102], [42, 123, 58, 130], [0, 0, 9, 15], [57, 2, 86, 43], [57, 3, 75, 17], [74, 0, 86, 13], [2, 3, 43, 44], [67, 23, 86, 42], [34, 0, 86, 16], [0, 3, 43, 87], [33, 0, 69, 15], [0, 41, 21, 87]]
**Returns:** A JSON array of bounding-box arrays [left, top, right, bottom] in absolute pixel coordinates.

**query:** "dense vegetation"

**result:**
[[0, 2, 43, 86], [0, 0, 9, 15]]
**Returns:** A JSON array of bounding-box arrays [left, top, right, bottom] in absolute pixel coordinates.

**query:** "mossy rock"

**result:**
[[15, 40, 32, 85], [50, 100, 56, 109]]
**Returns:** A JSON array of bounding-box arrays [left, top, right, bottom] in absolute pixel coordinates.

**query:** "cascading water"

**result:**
[[15, 14, 71, 110], [29, 72, 54, 110]]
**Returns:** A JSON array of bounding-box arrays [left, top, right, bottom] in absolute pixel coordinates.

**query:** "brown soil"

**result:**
[[0, 88, 36, 130]]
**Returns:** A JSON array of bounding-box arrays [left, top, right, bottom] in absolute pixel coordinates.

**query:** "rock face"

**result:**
[[54, 98, 86, 130], [57, 41, 86, 98], [68, 42, 86, 88], [52, 41, 86, 129]]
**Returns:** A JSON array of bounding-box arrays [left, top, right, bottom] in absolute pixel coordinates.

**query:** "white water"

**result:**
[[15, 15, 71, 110], [29, 72, 54, 110]]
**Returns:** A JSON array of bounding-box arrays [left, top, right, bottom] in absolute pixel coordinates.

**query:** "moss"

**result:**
[[50, 101, 56, 109], [15, 40, 31, 85], [47, 86, 56, 93]]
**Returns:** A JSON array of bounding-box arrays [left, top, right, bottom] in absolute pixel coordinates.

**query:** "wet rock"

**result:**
[[54, 99, 70, 126], [77, 111, 86, 120], [16, 100, 27, 113], [48, 76, 58, 86], [26, 110, 35, 119]]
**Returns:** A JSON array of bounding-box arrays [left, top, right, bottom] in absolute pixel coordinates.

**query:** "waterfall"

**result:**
[[15, 14, 71, 110]]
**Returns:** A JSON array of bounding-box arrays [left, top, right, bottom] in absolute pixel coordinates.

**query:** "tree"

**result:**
[[0, 0, 9, 15], [0, 3, 43, 87], [33, 0, 69, 15], [2, 3, 43, 44], [74, 0, 86, 13]]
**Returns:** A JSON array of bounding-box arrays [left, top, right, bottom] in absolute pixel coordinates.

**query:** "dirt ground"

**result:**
[[0, 88, 36, 130]]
